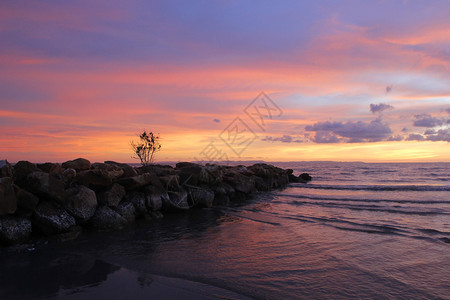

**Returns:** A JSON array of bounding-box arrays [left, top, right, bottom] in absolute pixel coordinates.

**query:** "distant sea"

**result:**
[[1, 162, 449, 299]]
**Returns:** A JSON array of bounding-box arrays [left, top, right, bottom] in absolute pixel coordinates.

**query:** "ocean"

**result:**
[[1, 162, 449, 299]]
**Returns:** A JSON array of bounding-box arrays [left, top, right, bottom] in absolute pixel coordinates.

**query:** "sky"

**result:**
[[1, 0, 449, 163]]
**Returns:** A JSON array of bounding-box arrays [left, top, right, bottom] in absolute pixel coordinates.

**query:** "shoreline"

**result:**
[[0, 158, 311, 246]]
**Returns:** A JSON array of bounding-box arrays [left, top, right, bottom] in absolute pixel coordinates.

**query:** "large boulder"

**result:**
[[142, 185, 165, 211], [0, 160, 13, 178], [114, 202, 136, 223], [124, 192, 147, 218], [104, 161, 137, 178], [33, 201, 77, 235], [97, 183, 125, 207], [189, 187, 214, 208], [299, 173, 312, 182], [65, 185, 98, 223], [0, 216, 32, 245], [13, 161, 39, 187], [0, 177, 17, 215], [25, 172, 65, 203], [115, 173, 153, 190], [62, 158, 91, 171], [76, 169, 116, 190], [37, 163, 63, 176], [178, 164, 210, 186], [14, 185, 39, 214], [89, 206, 127, 230], [91, 163, 124, 179]]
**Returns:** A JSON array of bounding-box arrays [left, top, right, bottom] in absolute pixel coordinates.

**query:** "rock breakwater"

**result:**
[[0, 159, 310, 245]]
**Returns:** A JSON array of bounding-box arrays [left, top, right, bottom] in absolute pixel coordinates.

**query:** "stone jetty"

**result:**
[[0, 159, 311, 245]]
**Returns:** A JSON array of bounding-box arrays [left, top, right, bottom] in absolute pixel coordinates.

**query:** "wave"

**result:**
[[290, 183, 450, 192], [286, 200, 449, 216], [276, 193, 450, 204]]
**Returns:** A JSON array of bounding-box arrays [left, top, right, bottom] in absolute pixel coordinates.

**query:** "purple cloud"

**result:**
[[413, 114, 443, 127], [425, 128, 450, 142], [406, 133, 425, 141], [370, 103, 394, 114], [305, 119, 392, 143], [311, 132, 340, 143]]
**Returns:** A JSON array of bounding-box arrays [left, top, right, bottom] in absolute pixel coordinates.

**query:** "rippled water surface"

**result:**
[[1, 162, 449, 299]]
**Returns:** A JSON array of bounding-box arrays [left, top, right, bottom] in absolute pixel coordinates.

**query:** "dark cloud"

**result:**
[[311, 131, 340, 143], [424, 128, 436, 135], [305, 119, 392, 143], [370, 103, 394, 114], [425, 128, 450, 142], [413, 114, 443, 127], [401, 127, 408, 132], [213, 118, 221, 123], [446, 108, 450, 114], [386, 85, 393, 93], [406, 133, 425, 141], [262, 135, 303, 143]]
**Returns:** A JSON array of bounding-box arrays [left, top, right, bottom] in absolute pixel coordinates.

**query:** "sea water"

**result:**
[[0, 162, 449, 299]]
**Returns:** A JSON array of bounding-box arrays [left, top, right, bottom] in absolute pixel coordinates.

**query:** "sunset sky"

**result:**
[[1, 0, 449, 163]]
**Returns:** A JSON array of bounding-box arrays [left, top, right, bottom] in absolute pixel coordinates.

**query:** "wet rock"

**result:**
[[14, 185, 39, 214], [253, 175, 270, 191], [223, 171, 256, 194], [33, 201, 77, 235], [65, 185, 98, 223], [105, 161, 137, 178], [124, 191, 147, 217], [142, 185, 164, 211], [25, 172, 65, 203], [0, 160, 13, 178], [299, 173, 312, 182], [114, 202, 136, 223], [97, 183, 125, 207], [89, 206, 127, 230], [0, 177, 17, 215], [178, 164, 211, 186], [115, 173, 152, 190], [0, 216, 32, 245], [62, 158, 91, 171], [189, 187, 214, 208], [13, 161, 39, 187]]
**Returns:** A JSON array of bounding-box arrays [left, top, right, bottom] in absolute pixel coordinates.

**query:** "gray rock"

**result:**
[[0, 177, 17, 215], [223, 171, 256, 194], [124, 192, 147, 217], [189, 188, 214, 208], [97, 183, 125, 207], [115, 173, 152, 190], [104, 161, 137, 178], [62, 168, 77, 185], [0, 216, 32, 245], [91, 163, 124, 180], [33, 201, 76, 235], [114, 202, 136, 223], [26, 172, 65, 203], [65, 185, 98, 223], [62, 158, 91, 171], [89, 206, 127, 230]]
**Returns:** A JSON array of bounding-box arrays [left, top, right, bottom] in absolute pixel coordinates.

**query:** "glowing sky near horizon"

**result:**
[[1, 0, 449, 163]]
